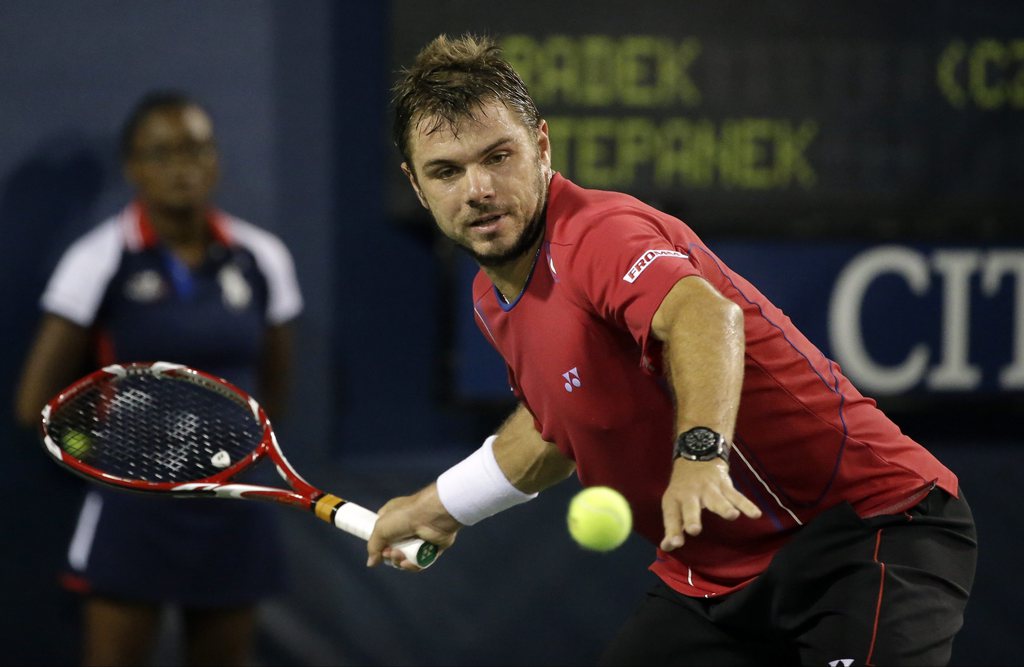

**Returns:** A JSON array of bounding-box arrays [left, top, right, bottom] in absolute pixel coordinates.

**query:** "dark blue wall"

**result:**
[[1, 2, 1020, 665]]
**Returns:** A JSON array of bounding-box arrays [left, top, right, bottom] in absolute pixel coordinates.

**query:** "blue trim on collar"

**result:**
[[493, 245, 544, 312]]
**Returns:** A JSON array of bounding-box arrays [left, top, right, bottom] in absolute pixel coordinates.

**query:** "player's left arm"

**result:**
[[650, 275, 761, 550]]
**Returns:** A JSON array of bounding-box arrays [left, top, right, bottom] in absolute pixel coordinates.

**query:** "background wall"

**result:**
[[0, 1, 1021, 665]]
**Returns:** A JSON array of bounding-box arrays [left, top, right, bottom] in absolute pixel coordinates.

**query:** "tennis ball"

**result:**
[[61, 428, 92, 458], [567, 486, 632, 552]]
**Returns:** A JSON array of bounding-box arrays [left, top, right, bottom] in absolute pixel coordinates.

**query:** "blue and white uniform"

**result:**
[[44, 202, 302, 605]]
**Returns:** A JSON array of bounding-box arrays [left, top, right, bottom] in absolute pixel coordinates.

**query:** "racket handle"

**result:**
[[315, 495, 440, 569]]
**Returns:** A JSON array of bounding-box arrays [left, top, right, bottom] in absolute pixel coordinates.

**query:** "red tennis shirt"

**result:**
[[471, 173, 957, 597]]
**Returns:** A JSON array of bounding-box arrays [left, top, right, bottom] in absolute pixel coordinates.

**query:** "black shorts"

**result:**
[[600, 487, 977, 666], [63, 487, 286, 607]]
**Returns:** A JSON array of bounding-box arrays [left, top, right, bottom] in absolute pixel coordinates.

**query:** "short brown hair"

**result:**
[[392, 33, 541, 166]]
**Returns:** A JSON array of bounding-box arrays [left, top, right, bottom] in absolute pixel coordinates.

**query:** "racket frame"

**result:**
[[40, 361, 438, 568]]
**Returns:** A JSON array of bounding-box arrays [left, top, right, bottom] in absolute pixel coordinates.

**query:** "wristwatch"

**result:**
[[672, 427, 729, 462]]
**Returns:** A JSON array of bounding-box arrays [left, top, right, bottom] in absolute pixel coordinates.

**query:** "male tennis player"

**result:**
[[367, 34, 977, 666]]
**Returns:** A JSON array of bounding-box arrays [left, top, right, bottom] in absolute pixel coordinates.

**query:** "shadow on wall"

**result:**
[[0, 134, 111, 665], [1, 133, 110, 281], [1, 132, 113, 383]]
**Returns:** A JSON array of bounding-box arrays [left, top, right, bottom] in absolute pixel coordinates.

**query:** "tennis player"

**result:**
[[367, 34, 977, 666]]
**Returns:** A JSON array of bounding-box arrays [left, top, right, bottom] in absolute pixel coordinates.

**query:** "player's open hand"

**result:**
[[367, 484, 460, 571], [660, 458, 761, 551]]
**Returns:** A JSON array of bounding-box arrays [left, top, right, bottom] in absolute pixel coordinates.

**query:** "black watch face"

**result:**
[[685, 428, 719, 455]]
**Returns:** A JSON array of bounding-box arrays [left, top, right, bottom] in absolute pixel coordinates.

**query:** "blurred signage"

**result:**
[[391, 1, 1023, 236], [450, 243, 1024, 403], [829, 245, 1024, 394]]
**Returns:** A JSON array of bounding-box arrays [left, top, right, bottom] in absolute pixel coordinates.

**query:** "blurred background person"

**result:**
[[13, 90, 304, 666]]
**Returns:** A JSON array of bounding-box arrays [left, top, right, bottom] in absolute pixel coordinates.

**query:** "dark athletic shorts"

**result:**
[[62, 487, 286, 607], [600, 486, 977, 666]]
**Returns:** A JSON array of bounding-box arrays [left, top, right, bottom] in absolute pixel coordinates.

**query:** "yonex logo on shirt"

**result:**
[[563, 367, 582, 392], [622, 249, 689, 283]]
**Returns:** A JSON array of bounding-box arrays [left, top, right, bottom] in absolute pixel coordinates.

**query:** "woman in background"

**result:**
[[14, 90, 303, 666]]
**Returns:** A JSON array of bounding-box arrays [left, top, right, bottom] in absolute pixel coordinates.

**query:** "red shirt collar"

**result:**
[[124, 201, 232, 250]]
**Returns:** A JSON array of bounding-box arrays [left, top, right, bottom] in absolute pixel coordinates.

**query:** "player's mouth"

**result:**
[[467, 212, 507, 234]]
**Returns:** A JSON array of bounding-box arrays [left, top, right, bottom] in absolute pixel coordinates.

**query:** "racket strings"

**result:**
[[48, 374, 264, 483]]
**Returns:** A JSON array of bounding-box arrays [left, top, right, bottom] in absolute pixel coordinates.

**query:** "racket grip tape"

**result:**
[[313, 494, 439, 569]]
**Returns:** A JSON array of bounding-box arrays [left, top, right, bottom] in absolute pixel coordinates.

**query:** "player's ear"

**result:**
[[402, 162, 429, 210], [536, 120, 552, 172]]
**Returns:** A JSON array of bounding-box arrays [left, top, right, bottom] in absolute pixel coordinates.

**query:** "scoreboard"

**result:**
[[389, 1, 1024, 416], [390, 0, 1023, 239]]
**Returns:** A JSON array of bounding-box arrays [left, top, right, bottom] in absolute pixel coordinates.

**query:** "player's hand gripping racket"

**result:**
[[38, 361, 439, 569]]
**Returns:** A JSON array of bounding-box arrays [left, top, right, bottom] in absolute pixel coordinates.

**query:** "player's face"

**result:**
[[403, 100, 552, 267], [125, 106, 220, 213]]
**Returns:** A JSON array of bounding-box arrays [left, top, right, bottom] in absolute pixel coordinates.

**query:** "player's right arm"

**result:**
[[14, 314, 91, 428], [15, 220, 121, 429], [366, 403, 575, 570]]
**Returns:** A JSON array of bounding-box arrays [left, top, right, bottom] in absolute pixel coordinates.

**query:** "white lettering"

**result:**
[[982, 250, 1024, 388], [927, 250, 982, 390], [829, 246, 930, 394], [622, 249, 688, 283], [830, 246, 1024, 395]]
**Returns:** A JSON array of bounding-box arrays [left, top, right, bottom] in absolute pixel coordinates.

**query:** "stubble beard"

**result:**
[[461, 170, 548, 269]]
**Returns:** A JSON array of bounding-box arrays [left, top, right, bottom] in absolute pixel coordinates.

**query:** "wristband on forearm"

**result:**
[[436, 435, 538, 526]]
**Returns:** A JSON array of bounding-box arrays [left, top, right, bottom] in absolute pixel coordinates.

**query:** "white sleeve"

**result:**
[[227, 217, 304, 325], [40, 219, 123, 326]]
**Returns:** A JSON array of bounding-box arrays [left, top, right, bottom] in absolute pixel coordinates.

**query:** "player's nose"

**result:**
[[464, 165, 495, 205]]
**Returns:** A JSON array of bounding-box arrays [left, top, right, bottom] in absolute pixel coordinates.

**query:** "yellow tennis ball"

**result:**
[[567, 486, 632, 552], [61, 428, 92, 458]]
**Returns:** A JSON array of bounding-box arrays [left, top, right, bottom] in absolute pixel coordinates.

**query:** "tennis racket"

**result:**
[[38, 361, 439, 569]]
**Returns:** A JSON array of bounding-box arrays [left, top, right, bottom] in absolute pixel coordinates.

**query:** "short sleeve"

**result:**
[[558, 207, 702, 350], [40, 219, 123, 326], [227, 218, 304, 325]]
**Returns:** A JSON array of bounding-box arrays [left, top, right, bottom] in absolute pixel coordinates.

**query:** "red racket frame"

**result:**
[[39, 361, 438, 568]]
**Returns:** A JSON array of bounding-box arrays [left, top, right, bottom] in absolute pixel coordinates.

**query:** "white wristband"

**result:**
[[436, 435, 538, 526]]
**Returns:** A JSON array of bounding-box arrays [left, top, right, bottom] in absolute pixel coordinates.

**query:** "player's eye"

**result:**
[[433, 166, 458, 180]]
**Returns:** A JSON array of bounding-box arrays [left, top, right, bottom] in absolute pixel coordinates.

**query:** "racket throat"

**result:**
[[313, 493, 348, 523]]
